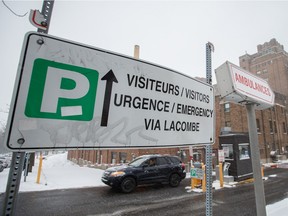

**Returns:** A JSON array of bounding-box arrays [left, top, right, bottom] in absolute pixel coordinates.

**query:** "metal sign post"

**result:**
[[2, 1, 54, 215], [205, 42, 214, 216], [23, 153, 30, 182], [246, 103, 267, 216], [2, 152, 25, 215]]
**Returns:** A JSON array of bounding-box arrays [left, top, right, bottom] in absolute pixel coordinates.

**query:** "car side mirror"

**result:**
[[142, 164, 148, 168]]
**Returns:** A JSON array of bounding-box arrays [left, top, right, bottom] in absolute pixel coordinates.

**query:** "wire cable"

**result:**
[[2, 0, 28, 17]]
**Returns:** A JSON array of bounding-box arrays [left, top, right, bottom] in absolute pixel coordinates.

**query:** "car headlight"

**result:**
[[110, 171, 125, 177]]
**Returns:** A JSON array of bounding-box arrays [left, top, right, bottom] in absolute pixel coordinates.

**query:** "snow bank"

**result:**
[[0, 152, 105, 193], [266, 198, 288, 215]]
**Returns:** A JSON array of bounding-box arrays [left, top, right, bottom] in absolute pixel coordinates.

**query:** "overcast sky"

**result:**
[[1, 0, 288, 125]]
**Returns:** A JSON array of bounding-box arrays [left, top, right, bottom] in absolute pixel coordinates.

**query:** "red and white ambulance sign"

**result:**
[[215, 61, 274, 110]]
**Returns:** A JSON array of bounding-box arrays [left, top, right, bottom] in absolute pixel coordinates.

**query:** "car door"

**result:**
[[137, 158, 158, 184], [156, 157, 172, 182]]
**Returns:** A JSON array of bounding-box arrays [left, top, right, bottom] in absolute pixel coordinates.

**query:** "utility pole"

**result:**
[[205, 42, 214, 216], [2, 1, 54, 215]]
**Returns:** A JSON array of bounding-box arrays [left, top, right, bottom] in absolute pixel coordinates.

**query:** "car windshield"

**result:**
[[128, 157, 148, 167]]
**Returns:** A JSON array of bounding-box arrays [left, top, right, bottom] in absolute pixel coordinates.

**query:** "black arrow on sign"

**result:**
[[100, 70, 118, 127]]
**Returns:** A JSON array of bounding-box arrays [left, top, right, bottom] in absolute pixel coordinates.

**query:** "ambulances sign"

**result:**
[[5, 32, 214, 150], [215, 61, 274, 110]]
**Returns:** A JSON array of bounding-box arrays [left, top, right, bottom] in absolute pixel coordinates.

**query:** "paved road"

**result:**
[[1, 167, 288, 216]]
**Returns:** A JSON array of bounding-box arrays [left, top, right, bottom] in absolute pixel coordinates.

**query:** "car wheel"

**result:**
[[169, 173, 180, 187], [120, 177, 136, 193]]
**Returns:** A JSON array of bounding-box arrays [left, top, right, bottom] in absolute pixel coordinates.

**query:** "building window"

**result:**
[[222, 144, 233, 160], [119, 152, 127, 163], [224, 103, 230, 112], [111, 152, 117, 164], [225, 121, 231, 127], [269, 120, 273, 133], [283, 123, 287, 134], [239, 143, 250, 160], [256, 119, 261, 133], [274, 121, 277, 133]]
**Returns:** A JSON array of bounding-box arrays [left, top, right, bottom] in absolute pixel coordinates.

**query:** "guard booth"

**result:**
[[219, 133, 253, 181]]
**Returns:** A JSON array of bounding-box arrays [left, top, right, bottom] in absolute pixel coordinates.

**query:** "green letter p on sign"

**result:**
[[25, 59, 99, 121]]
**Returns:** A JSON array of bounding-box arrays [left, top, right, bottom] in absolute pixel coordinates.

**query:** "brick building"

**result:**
[[68, 38, 288, 165], [68, 147, 190, 167]]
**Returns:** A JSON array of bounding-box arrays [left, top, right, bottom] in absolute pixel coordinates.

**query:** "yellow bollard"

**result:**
[[202, 165, 206, 192], [192, 178, 202, 188], [191, 178, 196, 189], [36, 153, 43, 184], [219, 163, 224, 188], [191, 166, 203, 189], [261, 166, 264, 178]]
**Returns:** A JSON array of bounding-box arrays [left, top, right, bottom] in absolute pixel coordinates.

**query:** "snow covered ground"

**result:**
[[0, 152, 287, 215], [0, 152, 106, 192]]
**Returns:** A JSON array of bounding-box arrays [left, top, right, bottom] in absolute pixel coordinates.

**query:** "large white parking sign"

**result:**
[[5, 32, 214, 151]]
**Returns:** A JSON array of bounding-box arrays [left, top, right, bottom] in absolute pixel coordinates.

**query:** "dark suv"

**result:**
[[101, 154, 186, 193]]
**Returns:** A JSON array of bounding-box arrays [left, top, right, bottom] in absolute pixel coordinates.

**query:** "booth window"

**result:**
[[222, 144, 233, 160], [239, 143, 250, 160]]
